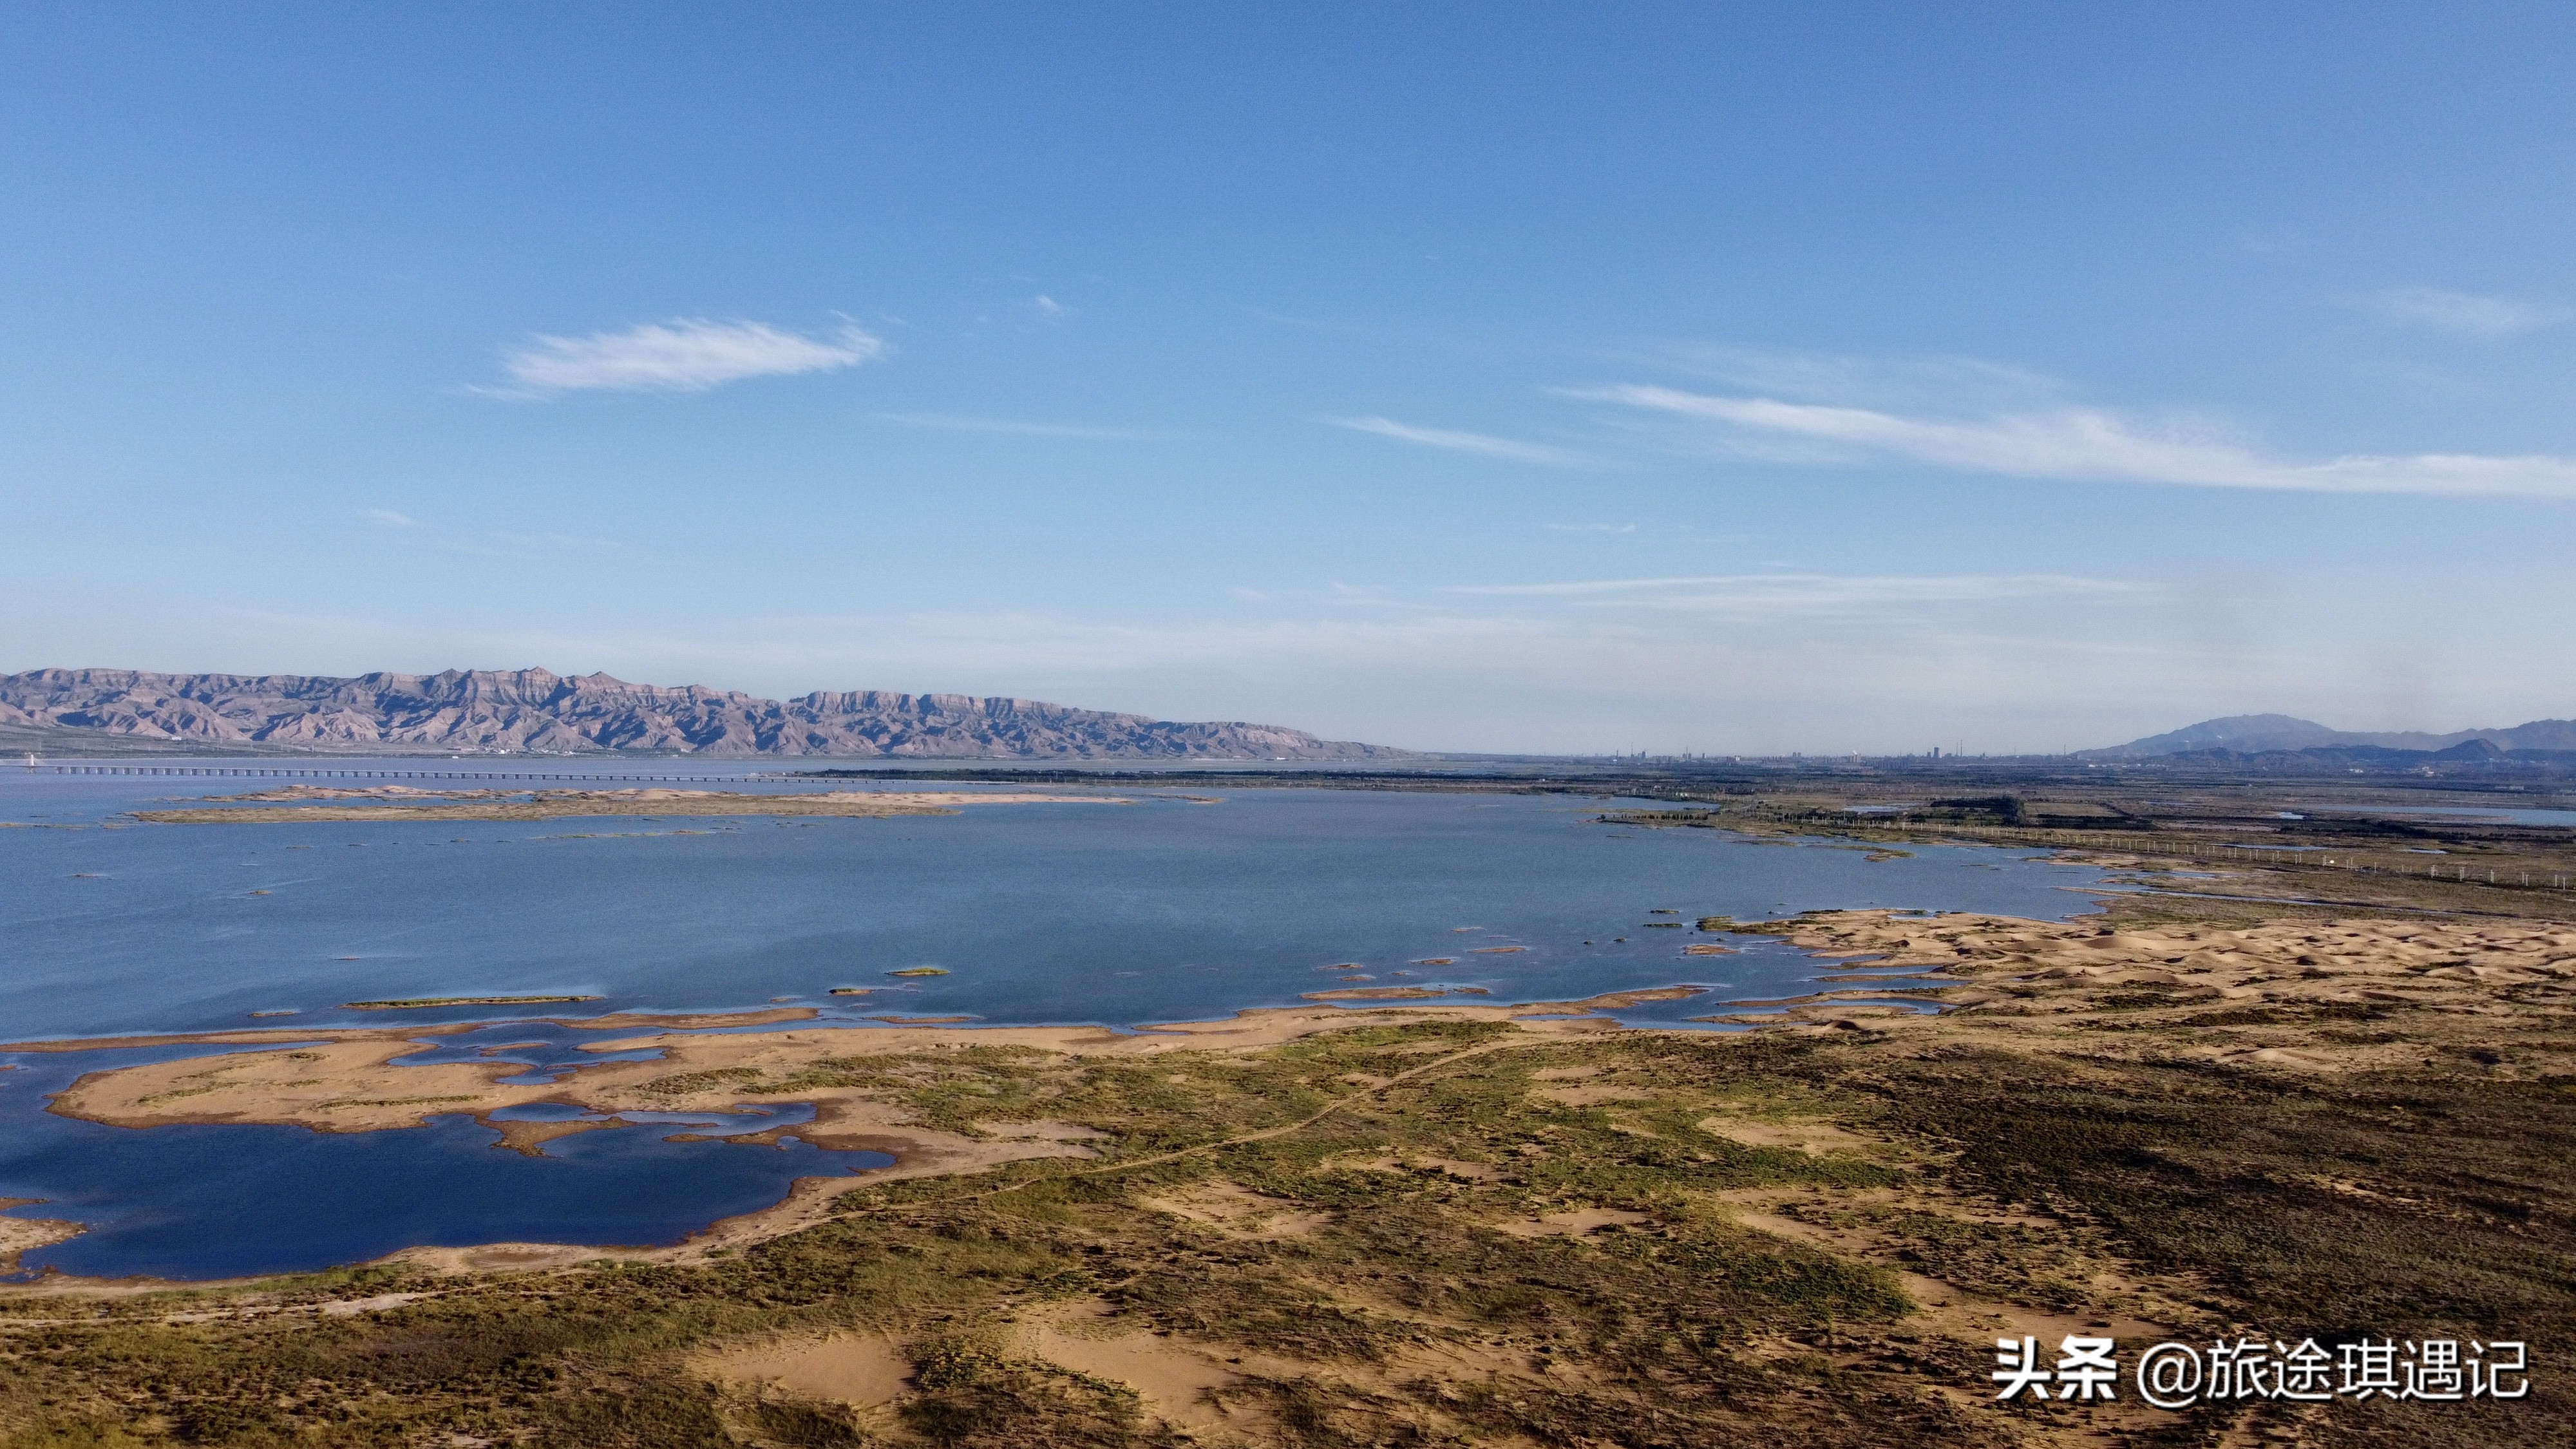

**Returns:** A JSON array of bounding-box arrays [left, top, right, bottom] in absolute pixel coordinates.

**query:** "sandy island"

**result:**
[[0, 1199, 84, 1274], [127, 784, 1133, 824]]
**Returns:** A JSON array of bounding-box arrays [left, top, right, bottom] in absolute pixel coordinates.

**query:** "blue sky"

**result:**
[[3, 3, 2571, 753]]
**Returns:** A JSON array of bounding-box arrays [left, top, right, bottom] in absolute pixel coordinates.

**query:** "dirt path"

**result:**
[[878, 1035, 1542, 1213]]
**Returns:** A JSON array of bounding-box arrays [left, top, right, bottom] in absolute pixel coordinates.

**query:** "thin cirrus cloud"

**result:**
[[873, 412, 1173, 440], [1582, 384, 2576, 500], [2353, 286, 2562, 338], [346, 509, 621, 554], [1331, 415, 1597, 468], [1450, 571, 2143, 613], [1638, 343, 2065, 411], [496, 317, 887, 395]]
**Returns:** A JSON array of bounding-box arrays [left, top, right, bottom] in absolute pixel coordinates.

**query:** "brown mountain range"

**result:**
[[0, 668, 1406, 759]]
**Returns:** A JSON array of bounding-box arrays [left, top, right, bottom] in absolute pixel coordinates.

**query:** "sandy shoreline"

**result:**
[[39, 998, 1638, 1137], [0, 1198, 85, 1274], [0, 1006, 825, 1055]]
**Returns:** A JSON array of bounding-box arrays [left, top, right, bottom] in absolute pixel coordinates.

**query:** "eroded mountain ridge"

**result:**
[[0, 667, 1404, 759]]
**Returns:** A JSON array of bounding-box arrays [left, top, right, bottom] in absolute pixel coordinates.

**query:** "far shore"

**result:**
[[126, 784, 1134, 824]]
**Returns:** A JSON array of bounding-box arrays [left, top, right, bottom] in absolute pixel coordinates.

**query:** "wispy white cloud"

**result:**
[[497, 318, 887, 395], [1331, 415, 1596, 468], [1452, 571, 2145, 613], [484, 530, 625, 553], [1634, 343, 2063, 411], [2353, 286, 2562, 338], [1034, 294, 1068, 318], [1582, 384, 2576, 499], [874, 412, 1171, 440], [346, 509, 620, 554]]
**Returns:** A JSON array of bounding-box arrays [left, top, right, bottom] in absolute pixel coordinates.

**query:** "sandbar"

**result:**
[[1300, 985, 1492, 1000], [343, 994, 602, 1010], [127, 786, 1132, 824]]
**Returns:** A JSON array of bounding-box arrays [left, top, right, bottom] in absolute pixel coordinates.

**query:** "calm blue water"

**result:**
[[0, 1046, 891, 1280], [1, 762, 2112, 1279]]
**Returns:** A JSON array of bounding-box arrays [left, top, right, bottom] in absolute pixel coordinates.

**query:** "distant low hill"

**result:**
[[0, 668, 1409, 759], [2086, 712, 2576, 759]]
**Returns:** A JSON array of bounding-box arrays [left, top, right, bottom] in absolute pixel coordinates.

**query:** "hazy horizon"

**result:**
[[12, 664, 2573, 761]]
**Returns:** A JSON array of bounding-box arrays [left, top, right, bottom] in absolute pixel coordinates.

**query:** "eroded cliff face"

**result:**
[[0, 667, 1407, 758]]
